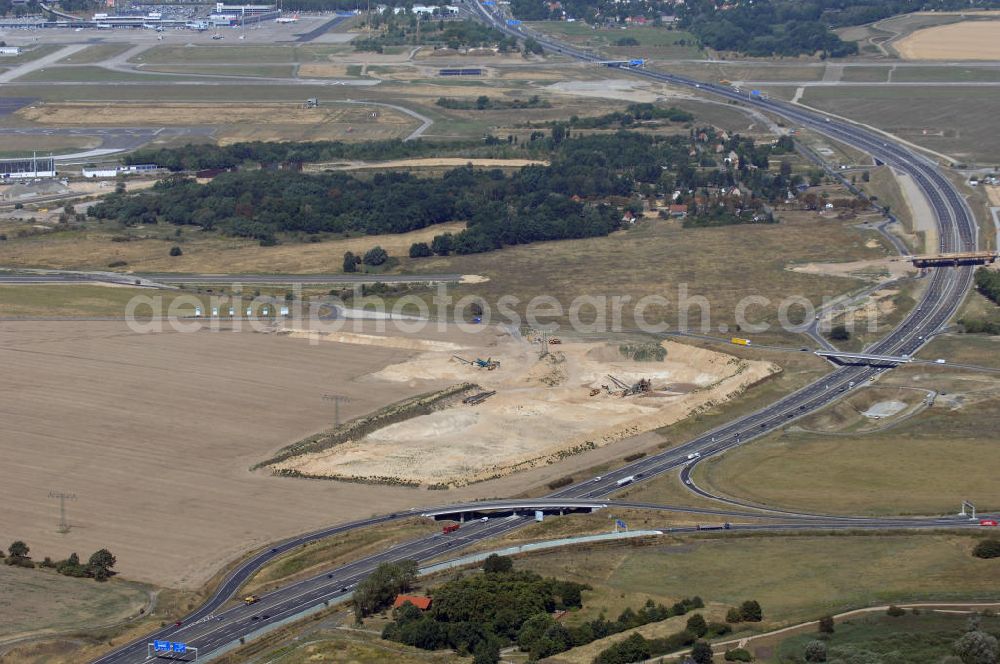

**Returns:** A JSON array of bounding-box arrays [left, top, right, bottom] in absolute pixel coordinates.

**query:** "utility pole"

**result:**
[[48, 491, 77, 534], [322, 394, 351, 428]]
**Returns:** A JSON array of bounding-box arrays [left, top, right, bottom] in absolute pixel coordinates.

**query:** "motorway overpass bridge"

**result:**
[[814, 350, 913, 366], [910, 251, 998, 268]]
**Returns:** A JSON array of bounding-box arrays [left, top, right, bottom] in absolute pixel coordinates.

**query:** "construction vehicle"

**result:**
[[730, 337, 752, 346], [549, 338, 562, 345], [719, 79, 731, 85], [442, 523, 460, 534], [453, 356, 500, 370], [589, 388, 601, 397], [243, 595, 260, 606]]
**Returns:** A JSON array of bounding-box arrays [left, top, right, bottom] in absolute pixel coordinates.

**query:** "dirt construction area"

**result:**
[[894, 21, 1000, 60], [271, 333, 778, 485], [0, 320, 774, 589]]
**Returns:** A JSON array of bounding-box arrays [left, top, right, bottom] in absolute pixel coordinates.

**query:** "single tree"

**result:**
[[482, 554, 513, 574], [363, 246, 388, 267], [169, 246, 183, 257], [725, 607, 743, 623], [343, 251, 359, 273], [691, 640, 714, 664], [88, 549, 117, 580], [818, 614, 835, 634], [686, 613, 708, 637], [8, 541, 29, 559], [828, 324, 851, 341], [740, 600, 763, 622]]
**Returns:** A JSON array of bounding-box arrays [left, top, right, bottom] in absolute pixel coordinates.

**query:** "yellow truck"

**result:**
[[243, 595, 260, 606], [730, 337, 752, 346]]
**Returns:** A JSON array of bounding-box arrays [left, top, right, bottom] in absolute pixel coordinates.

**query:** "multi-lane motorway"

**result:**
[[96, 13, 981, 663]]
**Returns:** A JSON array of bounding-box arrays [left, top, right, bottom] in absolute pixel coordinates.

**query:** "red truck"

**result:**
[[980, 519, 998, 527], [442, 523, 460, 534]]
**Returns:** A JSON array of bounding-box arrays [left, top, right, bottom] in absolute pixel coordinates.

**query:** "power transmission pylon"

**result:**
[[322, 394, 351, 428], [49, 491, 77, 534]]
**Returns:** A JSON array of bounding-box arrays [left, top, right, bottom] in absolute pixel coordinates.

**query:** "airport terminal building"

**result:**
[[0, 156, 56, 180]]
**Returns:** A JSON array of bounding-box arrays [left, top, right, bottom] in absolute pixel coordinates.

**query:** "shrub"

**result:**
[[818, 615, 834, 633], [409, 242, 433, 258], [740, 600, 762, 622], [973, 539, 1000, 559], [827, 324, 850, 341], [169, 246, 183, 257], [623, 452, 646, 462], [107, 260, 128, 268], [363, 245, 388, 267], [724, 648, 753, 662], [546, 476, 573, 490], [482, 554, 513, 574], [886, 605, 906, 617], [726, 607, 743, 623], [804, 640, 827, 662], [686, 613, 708, 637]]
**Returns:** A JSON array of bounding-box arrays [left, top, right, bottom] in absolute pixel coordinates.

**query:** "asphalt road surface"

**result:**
[[95, 12, 981, 662]]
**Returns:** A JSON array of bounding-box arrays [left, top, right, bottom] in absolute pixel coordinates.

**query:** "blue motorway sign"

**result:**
[[172, 643, 187, 653], [628, 58, 644, 66], [616, 519, 627, 529], [750, 89, 762, 96], [153, 640, 170, 652], [506, 18, 521, 25], [483, 1, 495, 5]]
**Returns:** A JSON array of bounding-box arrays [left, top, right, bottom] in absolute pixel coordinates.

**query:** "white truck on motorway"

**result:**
[[616, 475, 636, 487]]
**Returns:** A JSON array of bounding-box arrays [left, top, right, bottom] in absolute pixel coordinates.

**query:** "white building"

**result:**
[[81, 163, 159, 179]]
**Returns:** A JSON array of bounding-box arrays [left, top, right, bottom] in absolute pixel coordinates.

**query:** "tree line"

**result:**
[[560, 103, 694, 130], [436, 95, 551, 111], [355, 17, 518, 53], [124, 138, 502, 173], [3, 540, 117, 581]]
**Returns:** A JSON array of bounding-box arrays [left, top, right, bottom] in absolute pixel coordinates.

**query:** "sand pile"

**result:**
[[271, 336, 779, 485]]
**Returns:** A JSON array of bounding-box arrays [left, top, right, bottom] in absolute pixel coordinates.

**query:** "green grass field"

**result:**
[[0, 284, 214, 318], [840, 66, 889, 83], [0, 564, 149, 640], [517, 534, 1000, 627], [892, 66, 1000, 83], [15, 66, 169, 83], [57, 43, 133, 65], [129, 44, 345, 65], [424, 214, 889, 334], [141, 64, 296, 78], [801, 86, 1000, 163], [694, 372, 1000, 515], [773, 612, 1000, 664], [527, 22, 703, 60]]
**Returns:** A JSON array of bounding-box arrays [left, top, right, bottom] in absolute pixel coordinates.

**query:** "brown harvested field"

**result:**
[[16, 102, 415, 134], [0, 565, 150, 642], [0, 320, 446, 588], [0, 222, 468, 273], [272, 337, 777, 485], [985, 184, 1000, 206], [0, 319, 781, 589], [895, 21, 1000, 60]]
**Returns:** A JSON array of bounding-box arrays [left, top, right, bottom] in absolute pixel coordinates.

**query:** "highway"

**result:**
[[95, 10, 980, 662]]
